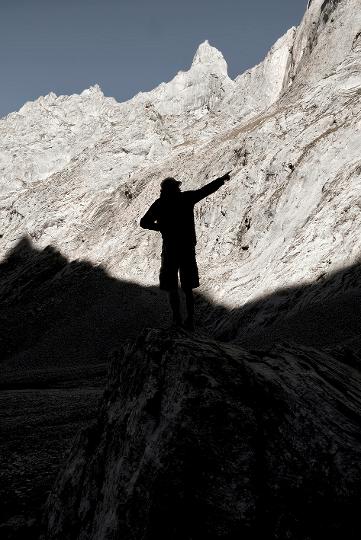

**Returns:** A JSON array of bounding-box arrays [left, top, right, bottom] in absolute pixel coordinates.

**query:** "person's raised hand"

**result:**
[[220, 170, 232, 182]]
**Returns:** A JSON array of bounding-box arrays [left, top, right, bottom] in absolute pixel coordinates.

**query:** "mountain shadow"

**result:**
[[201, 258, 361, 352], [0, 236, 176, 387], [1, 236, 361, 538]]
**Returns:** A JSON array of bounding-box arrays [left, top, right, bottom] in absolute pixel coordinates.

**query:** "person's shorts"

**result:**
[[159, 243, 200, 291]]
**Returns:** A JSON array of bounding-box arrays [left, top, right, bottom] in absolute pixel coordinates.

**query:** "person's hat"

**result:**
[[161, 177, 182, 190]]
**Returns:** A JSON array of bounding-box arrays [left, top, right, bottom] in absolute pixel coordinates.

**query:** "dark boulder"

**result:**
[[43, 328, 361, 539]]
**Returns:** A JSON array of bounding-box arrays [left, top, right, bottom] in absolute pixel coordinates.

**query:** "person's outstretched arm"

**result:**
[[190, 171, 231, 204], [140, 200, 161, 231]]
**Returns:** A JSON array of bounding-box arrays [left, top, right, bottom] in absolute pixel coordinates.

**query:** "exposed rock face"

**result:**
[[288, 0, 360, 87], [227, 28, 296, 120], [43, 328, 361, 539]]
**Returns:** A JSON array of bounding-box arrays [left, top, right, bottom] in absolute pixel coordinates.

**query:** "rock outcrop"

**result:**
[[43, 328, 361, 539]]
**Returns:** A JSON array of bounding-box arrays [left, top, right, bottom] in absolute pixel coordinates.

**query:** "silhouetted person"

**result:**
[[140, 172, 231, 330]]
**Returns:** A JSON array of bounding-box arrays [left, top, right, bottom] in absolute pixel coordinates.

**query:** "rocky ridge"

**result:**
[[43, 328, 361, 539]]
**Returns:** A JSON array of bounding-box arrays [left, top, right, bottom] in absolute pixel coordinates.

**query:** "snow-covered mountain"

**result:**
[[1, 0, 361, 338]]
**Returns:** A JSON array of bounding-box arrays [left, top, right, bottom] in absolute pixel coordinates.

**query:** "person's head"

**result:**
[[160, 177, 182, 196]]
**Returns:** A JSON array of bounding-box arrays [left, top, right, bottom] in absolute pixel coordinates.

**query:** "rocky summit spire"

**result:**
[[191, 40, 229, 76], [81, 84, 104, 97]]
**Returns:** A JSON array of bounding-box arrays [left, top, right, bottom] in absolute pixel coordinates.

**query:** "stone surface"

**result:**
[[43, 328, 361, 539]]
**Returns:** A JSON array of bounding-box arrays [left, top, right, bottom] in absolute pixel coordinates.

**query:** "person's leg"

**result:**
[[183, 287, 194, 330], [160, 243, 181, 325], [179, 245, 198, 330], [168, 288, 182, 325]]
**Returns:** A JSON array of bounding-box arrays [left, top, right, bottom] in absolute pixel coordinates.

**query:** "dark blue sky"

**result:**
[[0, 0, 306, 118]]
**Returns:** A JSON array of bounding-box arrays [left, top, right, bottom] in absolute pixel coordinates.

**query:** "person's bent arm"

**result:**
[[140, 201, 161, 231], [191, 172, 231, 204]]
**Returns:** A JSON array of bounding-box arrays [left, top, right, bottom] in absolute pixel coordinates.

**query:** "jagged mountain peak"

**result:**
[[81, 83, 104, 97], [191, 39, 228, 75]]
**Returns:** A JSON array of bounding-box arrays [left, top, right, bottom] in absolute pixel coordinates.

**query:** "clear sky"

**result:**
[[0, 0, 307, 118]]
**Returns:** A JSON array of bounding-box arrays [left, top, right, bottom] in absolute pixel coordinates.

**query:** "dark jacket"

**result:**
[[140, 177, 224, 246]]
